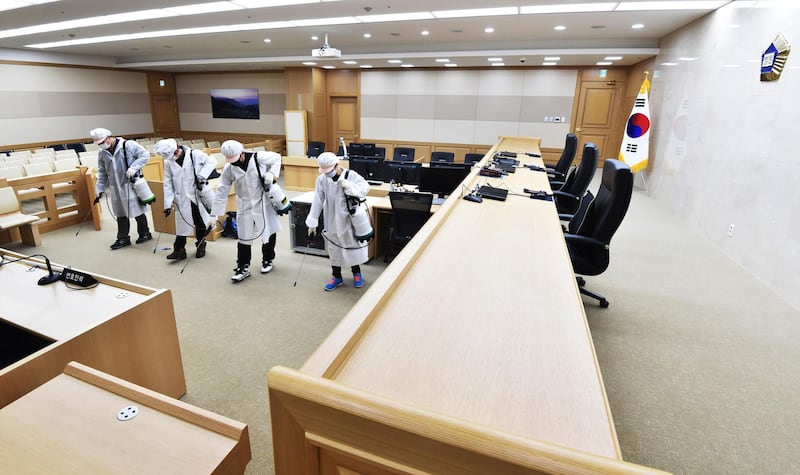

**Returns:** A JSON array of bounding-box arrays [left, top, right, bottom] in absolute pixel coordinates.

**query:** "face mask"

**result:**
[[98, 141, 110, 151], [324, 169, 337, 179]]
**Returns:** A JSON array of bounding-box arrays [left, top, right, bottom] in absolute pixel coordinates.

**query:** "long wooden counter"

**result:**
[[268, 137, 667, 474]]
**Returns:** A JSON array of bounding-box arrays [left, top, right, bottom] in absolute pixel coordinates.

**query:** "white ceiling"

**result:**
[[0, 1, 734, 72]]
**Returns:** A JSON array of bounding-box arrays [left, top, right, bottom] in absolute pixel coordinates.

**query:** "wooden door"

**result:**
[[573, 79, 625, 165], [151, 95, 180, 138], [330, 96, 358, 152]]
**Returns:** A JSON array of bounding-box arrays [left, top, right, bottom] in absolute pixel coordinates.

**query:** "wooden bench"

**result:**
[[0, 186, 41, 246]]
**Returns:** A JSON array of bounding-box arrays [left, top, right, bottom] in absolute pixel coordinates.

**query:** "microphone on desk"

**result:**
[[38, 255, 62, 286]]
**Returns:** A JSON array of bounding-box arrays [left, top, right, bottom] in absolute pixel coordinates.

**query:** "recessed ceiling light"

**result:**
[[631, 23, 644, 29], [387, 59, 402, 63], [360, 65, 373, 68], [678, 57, 698, 61], [605, 56, 622, 60], [302, 61, 317, 66], [491, 62, 504, 66], [435, 58, 450, 63], [542, 62, 557, 66], [488, 57, 502, 62], [596, 61, 612, 65], [421, 30, 430, 36], [554, 25, 566, 31], [343, 60, 358, 64], [544, 56, 560, 61], [323, 65, 336, 69], [484, 27, 495, 33], [660, 62, 678, 66], [401, 64, 415, 68], [263, 38, 271, 43], [444, 63, 457, 67], [311, 35, 318, 40], [363, 33, 371, 38]]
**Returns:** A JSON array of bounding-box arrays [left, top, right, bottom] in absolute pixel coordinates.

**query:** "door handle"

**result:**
[[575, 127, 583, 132]]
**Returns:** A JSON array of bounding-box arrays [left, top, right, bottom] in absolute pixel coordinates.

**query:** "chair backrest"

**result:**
[[430, 151, 455, 163], [56, 149, 78, 158], [23, 162, 53, 176], [28, 154, 55, 164], [0, 165, 23, 180], [79, 154, 99, 171], [0, 187, 21, 214], [83, 143, 99, 151], [207, 140, 221, 148], [307, 141, 325, 158], [562, 142, 598, 199], [389, 191, 433, 241], [65, 143, 86, 153], [393, 147, 416, 162], [348, 143, 364, 157], [53, 157, 80, 171], [10, 151, 33, 161], [464, 153, 483, 165], [567, 190, 595, 235], [2, 159, 25, 168], [577, 159, 633, 245], [554, 133, 578, 175], [372, 146, 386, 159]]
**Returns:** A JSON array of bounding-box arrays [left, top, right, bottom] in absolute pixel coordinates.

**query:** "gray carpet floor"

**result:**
[[6, 174, 799, 474]]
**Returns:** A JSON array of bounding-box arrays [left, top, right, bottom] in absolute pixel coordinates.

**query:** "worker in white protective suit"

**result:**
[[306, 152, 370, 291], [90, 127, 153, 250], [211, 140, 283, 282], [155, 138, 216, 261]]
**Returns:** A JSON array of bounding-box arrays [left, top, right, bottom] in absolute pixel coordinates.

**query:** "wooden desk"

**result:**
[[0, 249, 186, 408], [0, 362, 249, 474], [268, 137, 667, 474]]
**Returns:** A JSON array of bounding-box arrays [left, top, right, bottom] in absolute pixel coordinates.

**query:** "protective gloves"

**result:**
[[93, 192, 103, 205], [164, 208, 171, 218], [126, 167, 137, 178], [308, 226, 317, 238], [340, 179, 356, 196]]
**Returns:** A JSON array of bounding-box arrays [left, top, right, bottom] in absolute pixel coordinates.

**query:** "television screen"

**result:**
[[381, 161, 422, 186], [418, 165, 471, 198]]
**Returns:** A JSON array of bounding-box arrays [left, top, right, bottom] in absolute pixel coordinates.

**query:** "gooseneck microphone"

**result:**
[[38, 255, 62, 286]]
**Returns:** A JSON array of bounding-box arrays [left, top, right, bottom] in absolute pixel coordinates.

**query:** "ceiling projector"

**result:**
[[312, 34, 341, 58]]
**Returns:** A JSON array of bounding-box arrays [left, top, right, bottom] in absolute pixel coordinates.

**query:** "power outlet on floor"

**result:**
[[727, 224, 735, 237]]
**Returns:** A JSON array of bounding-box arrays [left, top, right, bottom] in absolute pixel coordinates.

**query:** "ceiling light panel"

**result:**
[[432, 7, 518, 19], [164, 2, 243, 15], [615, 1, 729, 11], [0, 0, 60, 14], [356, 12, 434, 23], [520, 3, 617, 14]]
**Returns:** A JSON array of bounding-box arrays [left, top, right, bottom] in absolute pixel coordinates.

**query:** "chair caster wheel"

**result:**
[[599, 299, 609, 308]]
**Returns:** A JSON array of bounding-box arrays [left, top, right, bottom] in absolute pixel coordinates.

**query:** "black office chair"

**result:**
[[307, 141, 325, 158], [565, 159, 633, 308], [393, 147, 415, 162], [547, 133, 578, 189], [430, 151, 454, 163], [46, 144, 66, 151], [563, 190, 595, 231], [553, 142, 598, 216], [372, 147, 386, 159], [65, 143, 86, 154], [361, 143, 376, 157], [349, 143, 364, 158], [464, 153, 484, 165], [385, 191, 433, 262]]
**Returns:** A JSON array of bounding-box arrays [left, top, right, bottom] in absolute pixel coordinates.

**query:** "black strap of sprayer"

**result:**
[[188, 149, 204, 190]]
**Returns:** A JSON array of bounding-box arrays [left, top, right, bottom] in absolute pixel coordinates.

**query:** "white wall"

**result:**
[[648, 3, 800, 309], [360, 69, 575, 147], [0, 64, 151, 145], [176, 73, 287, 134]]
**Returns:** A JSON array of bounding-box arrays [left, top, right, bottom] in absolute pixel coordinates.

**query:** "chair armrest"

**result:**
[[559, 212, 575, 222], [552, 190, 578, 209]]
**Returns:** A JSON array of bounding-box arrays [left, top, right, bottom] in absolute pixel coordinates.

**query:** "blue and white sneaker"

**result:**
[[324, 276, 344, 291], [353, 273, 364, 288]]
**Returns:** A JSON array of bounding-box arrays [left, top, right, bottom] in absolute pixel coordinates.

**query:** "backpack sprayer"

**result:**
[[131, 173, 156, 205], [343, 170, 373, 242]]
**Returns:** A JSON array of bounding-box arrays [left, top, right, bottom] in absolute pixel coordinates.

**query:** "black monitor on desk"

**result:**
[[381, 161, 421, 186], [418, 165, 471, 201], [348, 157, 384, 181]]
